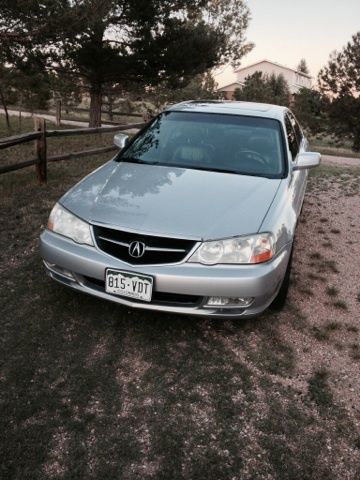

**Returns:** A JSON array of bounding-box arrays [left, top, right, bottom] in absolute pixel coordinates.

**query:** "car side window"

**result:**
[[285, 114, 299, 161], [288, 111, 303, 146]]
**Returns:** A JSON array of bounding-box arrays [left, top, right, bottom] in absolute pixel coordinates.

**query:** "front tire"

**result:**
[[270, 246, 294, 311]]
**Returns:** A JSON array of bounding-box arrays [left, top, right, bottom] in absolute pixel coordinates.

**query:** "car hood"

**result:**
[[61, 161, 281, 240]]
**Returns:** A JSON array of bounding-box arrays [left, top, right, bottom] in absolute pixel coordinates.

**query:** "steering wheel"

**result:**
[[238, 149, 268, 165]]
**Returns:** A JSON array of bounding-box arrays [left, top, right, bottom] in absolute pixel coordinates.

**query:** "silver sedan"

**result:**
[[40, 101, 320, 317]]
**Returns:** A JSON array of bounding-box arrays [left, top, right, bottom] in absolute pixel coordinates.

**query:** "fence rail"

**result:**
[[8, 103, 146, 126], [0, 131, 41, 150], [0, 158, 38, 175], [67, 106, 144, 118], [0, 119, 146, 182], [48, 145, 117, 163], [46, 122, 145, 138]]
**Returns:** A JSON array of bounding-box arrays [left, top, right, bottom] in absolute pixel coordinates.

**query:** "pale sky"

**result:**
[[215, 0, 360, 87]]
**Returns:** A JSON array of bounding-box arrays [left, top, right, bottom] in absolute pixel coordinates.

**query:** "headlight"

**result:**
[[188, 233, 275, 265], [47, 203, 94, 246]]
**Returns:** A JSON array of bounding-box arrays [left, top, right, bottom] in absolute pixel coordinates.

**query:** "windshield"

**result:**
[[119, 111, 286, 178]]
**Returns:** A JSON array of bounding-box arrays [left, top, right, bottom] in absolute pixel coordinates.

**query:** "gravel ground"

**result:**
[[289, 166, 360, 420]]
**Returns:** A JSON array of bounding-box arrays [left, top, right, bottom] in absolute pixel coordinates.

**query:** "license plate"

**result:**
[[105, 269, 153, 302]]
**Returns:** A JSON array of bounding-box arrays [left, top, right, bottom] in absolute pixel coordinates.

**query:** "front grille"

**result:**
[[82, 276, 202, 307], [92, 225, 197, 265]]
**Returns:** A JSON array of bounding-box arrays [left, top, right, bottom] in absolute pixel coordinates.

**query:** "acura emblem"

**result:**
[[129, 241, 146, 258]]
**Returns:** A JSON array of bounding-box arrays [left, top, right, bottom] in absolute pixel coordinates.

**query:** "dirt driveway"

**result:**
[[0, 158, 359, 479], [322, 154, 360, 167]]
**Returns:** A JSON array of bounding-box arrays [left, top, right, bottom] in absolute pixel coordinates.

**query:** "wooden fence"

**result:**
[[56, 102, 147, 126], [8, 102, 147, 127], [66, 105, 144, 118], [0, 118, 146, 183]]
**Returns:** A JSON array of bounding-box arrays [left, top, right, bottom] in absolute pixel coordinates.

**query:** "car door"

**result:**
[[284, 111, 307, 218]]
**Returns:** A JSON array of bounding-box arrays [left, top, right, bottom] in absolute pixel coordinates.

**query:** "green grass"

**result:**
[[346, 325, 358, 333], [0, 113, 32, 136], [1, 128, 359, 479], [317, 259, 339, 274], [326, 286, 339, 297], [326, 321, 341, 331], [300, 286, 314, 297], [332, 300, 348, 310], [312, 146, 360, 159], [311, 322, 341, 342], [312, 326, 330, 341], [308, 369, 334, 409], [309, 252, 322, 260], [309, 133, 353, 149], [349, 344, 360, 361], [309, 164, 360, 178], [309, 133, 360, 159], [307, 254, 339, 276]]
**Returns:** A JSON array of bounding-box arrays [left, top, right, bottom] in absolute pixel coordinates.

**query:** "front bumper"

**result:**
[[40, 230, 291, 318]]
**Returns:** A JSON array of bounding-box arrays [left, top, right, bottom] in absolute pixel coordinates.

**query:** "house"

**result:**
[[218, 59, 312, 99], [217, 81, 245, 100]]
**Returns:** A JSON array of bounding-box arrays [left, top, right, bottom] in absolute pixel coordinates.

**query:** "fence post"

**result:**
[[56, 100, 61, 127], [34, 117, 47, 184], [108, 101, 113, 122]]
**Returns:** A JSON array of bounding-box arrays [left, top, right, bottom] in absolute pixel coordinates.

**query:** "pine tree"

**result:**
[[0, 0, 254, 127], [234, 71, 290, 106], [297, 59, 310, 75], [318, 32, 360, 150]]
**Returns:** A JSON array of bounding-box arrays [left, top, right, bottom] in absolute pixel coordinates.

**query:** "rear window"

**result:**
[[120, 111, 286, 178]]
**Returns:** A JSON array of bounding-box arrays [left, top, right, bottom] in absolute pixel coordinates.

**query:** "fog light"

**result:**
[[205, 296, 254, 308], [43, 261, 75, 280]]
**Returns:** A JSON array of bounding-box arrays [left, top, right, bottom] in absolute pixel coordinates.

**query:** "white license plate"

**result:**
[[105, 269, 153, 302]]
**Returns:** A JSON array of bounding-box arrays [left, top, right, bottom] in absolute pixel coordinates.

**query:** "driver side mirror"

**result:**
[[114, 133, 129, 150], [293, 152, 321, 171]]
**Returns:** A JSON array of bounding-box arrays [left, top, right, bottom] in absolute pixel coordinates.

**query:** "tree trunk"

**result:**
[[19, 92, 23, 132], [56, 99, 61, 127], [89, 85, 102, 127], [0, 86, 10, 129], [353, 129, 360, 152], [108, 95, 113, 121]]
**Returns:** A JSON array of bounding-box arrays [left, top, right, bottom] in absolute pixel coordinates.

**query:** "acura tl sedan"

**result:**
[[40, 101, 320, 318]]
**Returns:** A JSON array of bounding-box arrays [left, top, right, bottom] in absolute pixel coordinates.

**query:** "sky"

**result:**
[[215, 0, 360, 87]]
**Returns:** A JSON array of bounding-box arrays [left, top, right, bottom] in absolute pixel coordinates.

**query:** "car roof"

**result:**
[[166, 100, 288, 122]]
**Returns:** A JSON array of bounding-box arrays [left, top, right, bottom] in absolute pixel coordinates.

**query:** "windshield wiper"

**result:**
[[118, 156, 160, 165], [117, 158, 275, 178], [231, 171, 276, 179], [186, 165, 239, 175], [182, 165, 274, 178]]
